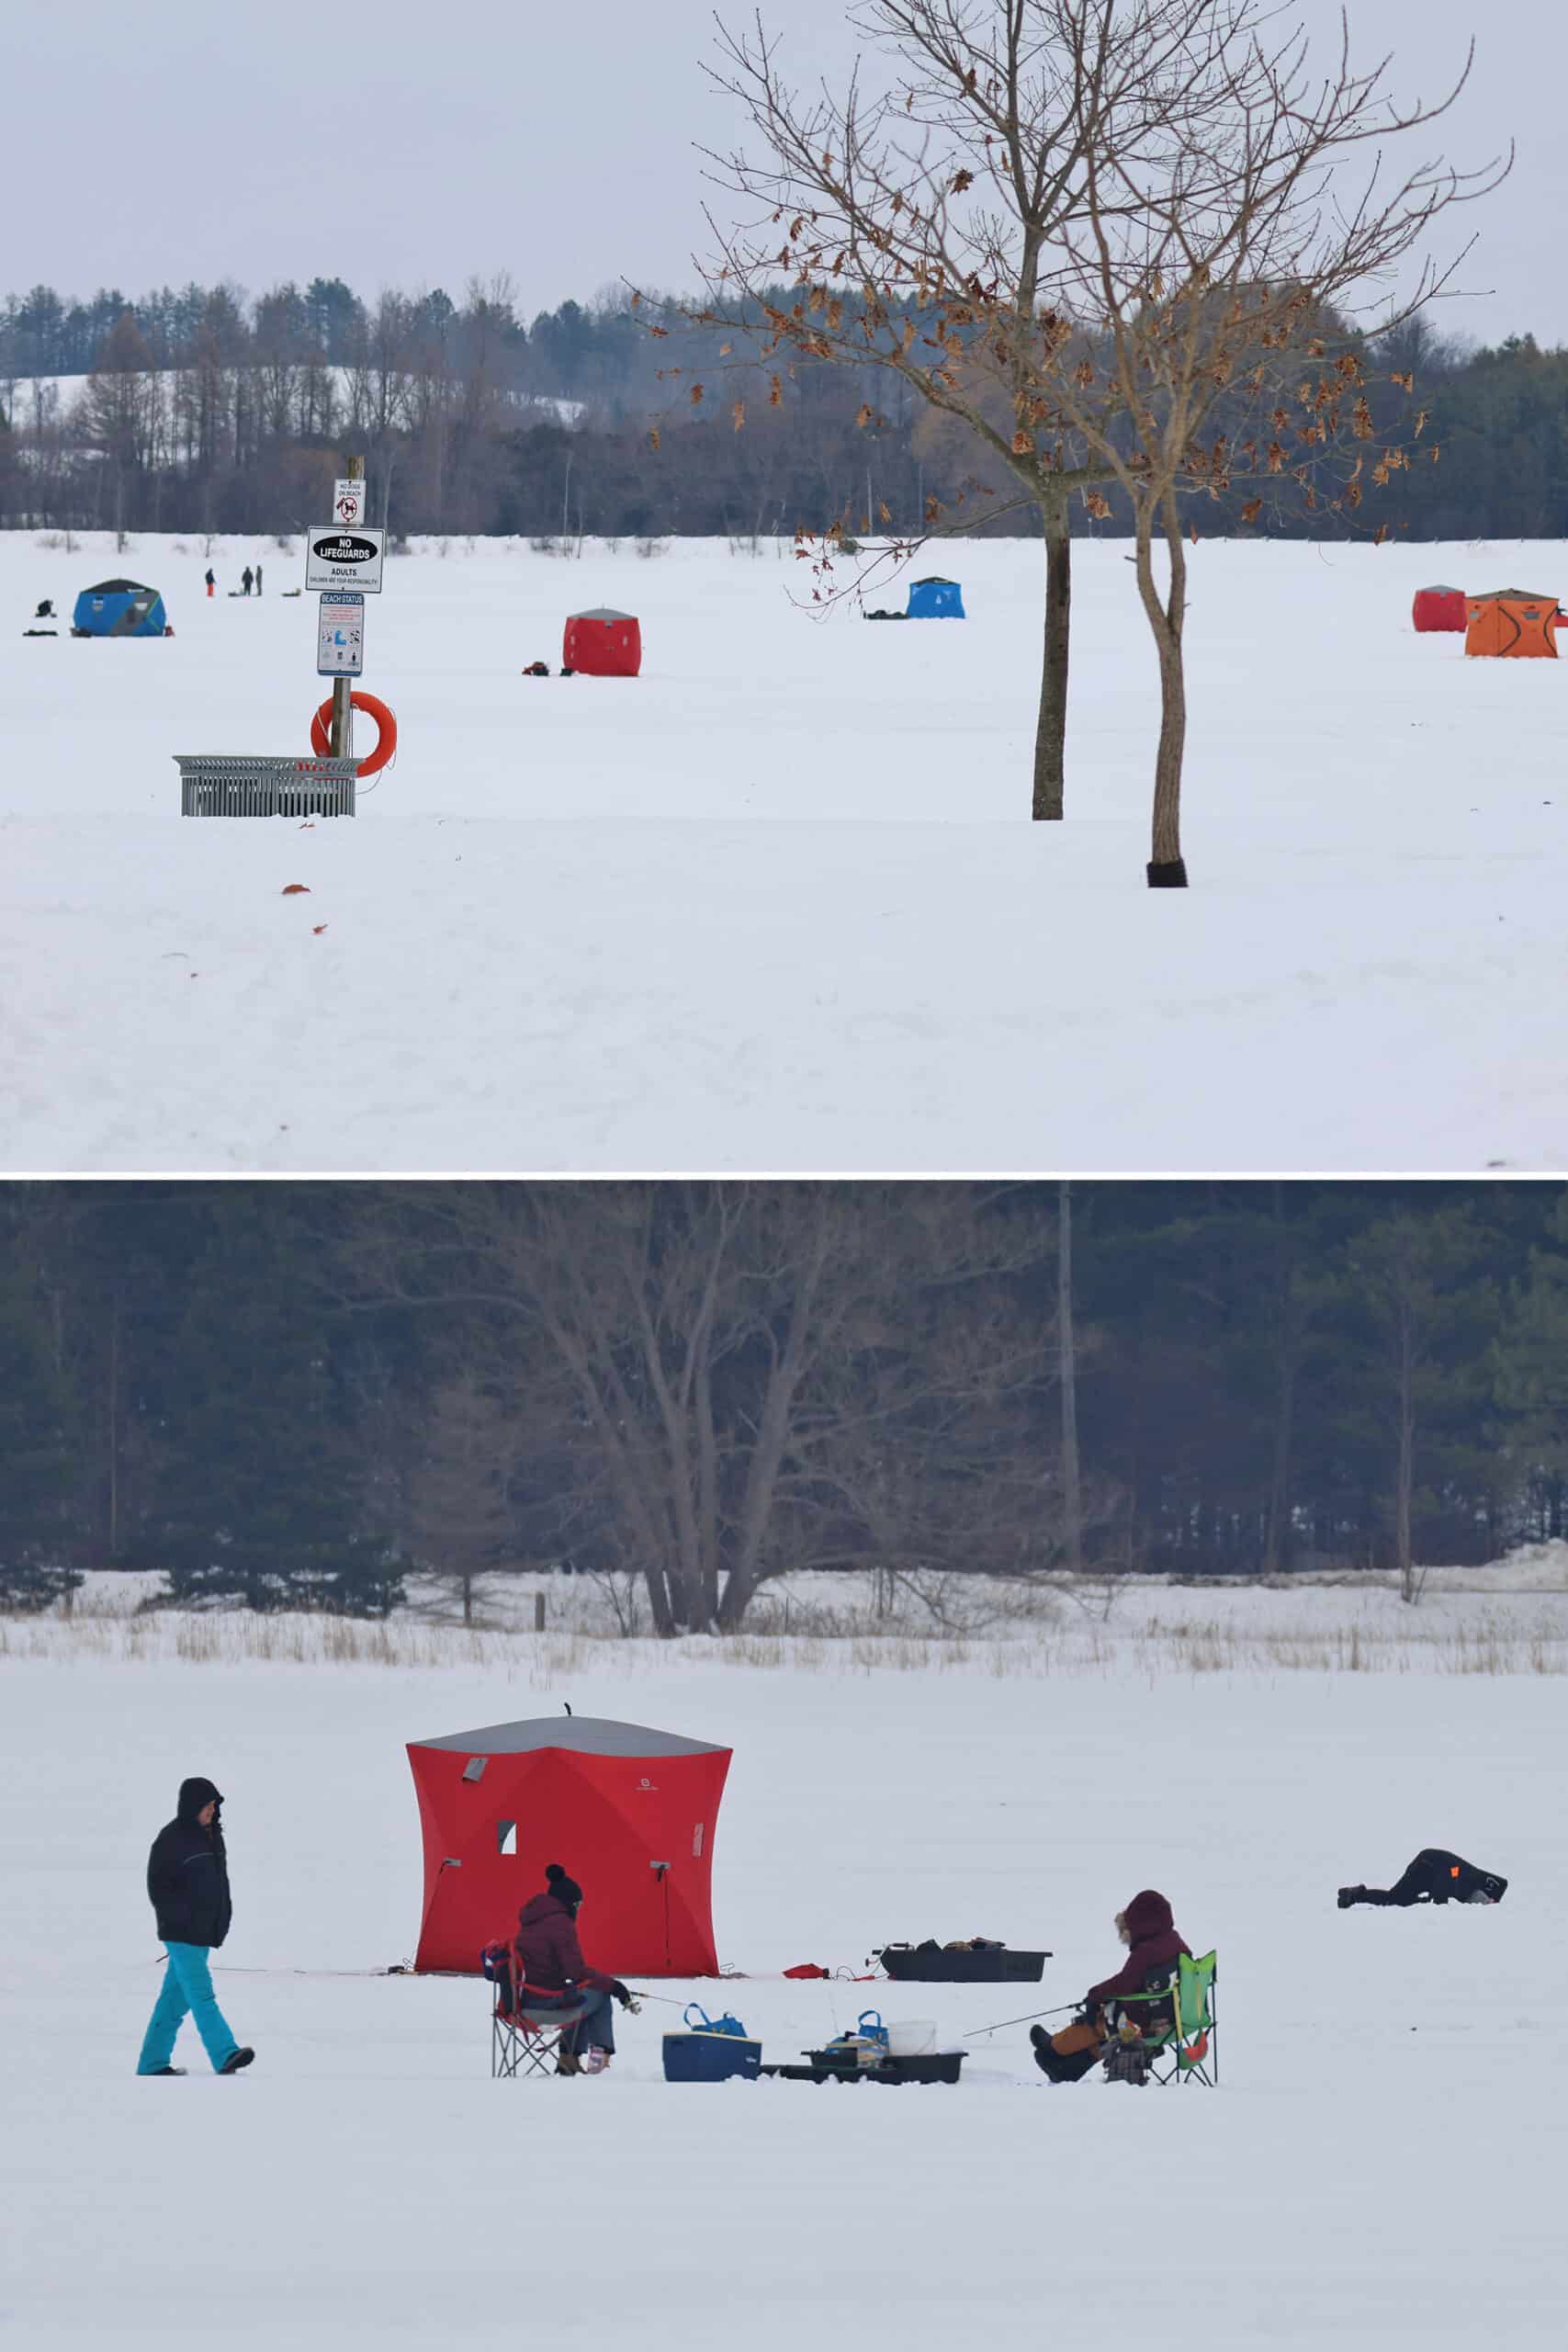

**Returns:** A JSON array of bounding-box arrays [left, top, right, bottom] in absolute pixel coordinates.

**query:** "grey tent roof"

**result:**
[[568, 606, 636, 621], [412, 1714, 725, 1758]]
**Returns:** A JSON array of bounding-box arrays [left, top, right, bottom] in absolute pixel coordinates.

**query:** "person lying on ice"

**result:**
[[137, 1776, 254, 2077], [513, 1862, 636, 2075], [1031, 1889, 1190, 2083], [1338, 1849, 1507, 1909]]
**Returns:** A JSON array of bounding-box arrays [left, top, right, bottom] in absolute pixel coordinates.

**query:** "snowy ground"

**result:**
[[1, 1641, 1562, 2346], [4, 528, 1565, 1173]]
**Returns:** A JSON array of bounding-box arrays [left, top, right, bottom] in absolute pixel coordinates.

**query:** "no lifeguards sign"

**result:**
[[306, 527, 386, 594]]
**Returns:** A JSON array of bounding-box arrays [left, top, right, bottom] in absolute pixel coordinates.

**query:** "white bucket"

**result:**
[[885, 2019, 938, 2057]]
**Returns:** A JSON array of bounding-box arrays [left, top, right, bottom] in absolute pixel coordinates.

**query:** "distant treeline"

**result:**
[[4, 1182, 1567, 1623], [2, 272, 1566, 542]]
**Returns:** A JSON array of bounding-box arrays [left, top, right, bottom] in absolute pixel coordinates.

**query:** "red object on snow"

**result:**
[[562, 605, 642, 675], [784, 1963, 829, 1979], [1412, 585, 1468, 634], [407, 1714, 730, 1976]]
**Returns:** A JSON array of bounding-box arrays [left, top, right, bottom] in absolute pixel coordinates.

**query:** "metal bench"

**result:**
[[175, 754, 359, 818]]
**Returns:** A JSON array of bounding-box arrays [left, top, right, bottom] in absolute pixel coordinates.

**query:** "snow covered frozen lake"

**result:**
[[2, 1625, 1562, 2347], [4, 528, 1565, 1173]]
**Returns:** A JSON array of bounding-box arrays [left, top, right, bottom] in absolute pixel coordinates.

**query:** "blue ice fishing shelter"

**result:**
[[71, 578, 167, 638], [907, 576, 965, 619]]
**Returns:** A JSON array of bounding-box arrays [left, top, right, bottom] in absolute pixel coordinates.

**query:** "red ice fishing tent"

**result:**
[[1412, 584, 1467, 634], [407, 1714, 731, 1975], [562, 606, 641, 675]]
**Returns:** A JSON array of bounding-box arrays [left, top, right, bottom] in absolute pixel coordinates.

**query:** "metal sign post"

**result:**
[[328, 456, 363, 758]]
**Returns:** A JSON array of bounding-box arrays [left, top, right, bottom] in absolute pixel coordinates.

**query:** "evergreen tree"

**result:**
[[0, 1265, 81, 1610], [142, 1202, 402, 1616]]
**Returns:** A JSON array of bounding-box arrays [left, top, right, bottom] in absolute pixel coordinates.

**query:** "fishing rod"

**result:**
[[962, 2001, 1081, 2038]]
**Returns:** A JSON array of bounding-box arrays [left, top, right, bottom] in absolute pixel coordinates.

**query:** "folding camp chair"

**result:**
[[489, 1953, 588, 2080], [1105, 1951, 1218, 2086]]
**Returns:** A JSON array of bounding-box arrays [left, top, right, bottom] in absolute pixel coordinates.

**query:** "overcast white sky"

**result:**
[[10, 0, 1557, 345]]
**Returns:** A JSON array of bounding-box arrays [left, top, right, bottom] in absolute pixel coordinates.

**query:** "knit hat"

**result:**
[[545, 1862, 583, 1912]]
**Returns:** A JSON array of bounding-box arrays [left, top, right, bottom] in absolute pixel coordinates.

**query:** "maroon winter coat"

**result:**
[[1086, 1889, 1190, 2006], [513, 1891, 617, 1996]]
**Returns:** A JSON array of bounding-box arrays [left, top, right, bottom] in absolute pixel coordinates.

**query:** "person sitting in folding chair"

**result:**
[[1031, 1889, 1190, 2084], [512, 1862, 635, 2076]]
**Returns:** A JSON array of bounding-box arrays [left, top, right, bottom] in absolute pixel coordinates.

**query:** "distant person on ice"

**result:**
[[204, 569, 215, 598], [241, 566, 254, 596], [137, 1776, 254, 2076], [1339, 1849, 1507, 1909], [254, 560, 264, 594], [512, 1862, 635, 2075], [1031, 1889, 1190, 2083]]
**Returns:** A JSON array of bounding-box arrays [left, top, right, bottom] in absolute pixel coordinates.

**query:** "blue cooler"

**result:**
[[661, 2004, 762, 2083]]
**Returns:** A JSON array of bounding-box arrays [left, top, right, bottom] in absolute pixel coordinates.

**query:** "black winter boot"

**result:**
[[219, 2047, 254, 2075], [1337, 1887, 1366, 1909], [144, 2066, 186, 2076]]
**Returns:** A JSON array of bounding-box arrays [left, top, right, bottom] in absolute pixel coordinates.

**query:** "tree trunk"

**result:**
[[1134, 496, 1190, 888], [1261, 1187, 1296, 1577], [107, 1287, 121, 1558], [1057, 1182, 1083, 1573], [643, 1562, 678, 1637], [1032, 503, 1071, 821], [1396, 1305, 1416, 1603]]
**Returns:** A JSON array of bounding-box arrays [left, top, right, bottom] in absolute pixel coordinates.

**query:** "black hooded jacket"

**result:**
[[147, 1778, 232, 1948]]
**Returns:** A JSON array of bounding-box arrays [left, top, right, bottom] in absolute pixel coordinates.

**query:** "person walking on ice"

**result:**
[[137, 1776, 254, 2076], [204, 569, 215, 598], [240, 566, 254, 597], [254, 560, 264, 595]]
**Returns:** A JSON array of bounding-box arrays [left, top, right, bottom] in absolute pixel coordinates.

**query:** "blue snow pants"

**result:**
[[137, 1942, 240, 2074]]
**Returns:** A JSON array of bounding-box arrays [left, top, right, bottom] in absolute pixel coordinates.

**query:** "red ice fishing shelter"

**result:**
[[407, 1714, 731, 1976], [563, 605, 641, 675], [1412, 584, 1468, 634]]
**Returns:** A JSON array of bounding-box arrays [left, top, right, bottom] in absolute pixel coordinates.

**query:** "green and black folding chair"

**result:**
[[1108, 1950, 1218, 2086]]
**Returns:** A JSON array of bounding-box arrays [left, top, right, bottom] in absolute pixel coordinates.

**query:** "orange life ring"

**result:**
[[310, 691, 397, 776]]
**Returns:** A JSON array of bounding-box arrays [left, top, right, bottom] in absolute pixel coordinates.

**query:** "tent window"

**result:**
[[461, 1758, 487, 1782], [693, 1823, 705, 1859], [498, 1821, 517, 1857]]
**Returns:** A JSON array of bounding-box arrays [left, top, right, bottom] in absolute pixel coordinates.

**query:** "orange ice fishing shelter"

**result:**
[[408, 1714, 731, 1975], [1412, 585, 1467, 634], [1464, 590, 1561, 659], [563, 607, 642, 675]]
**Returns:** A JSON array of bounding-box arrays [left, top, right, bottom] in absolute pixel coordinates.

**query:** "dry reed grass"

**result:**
[[2, 1602, 1563, 1679]]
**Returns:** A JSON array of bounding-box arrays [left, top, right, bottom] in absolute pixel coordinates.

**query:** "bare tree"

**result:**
[[346, 1182, 1060, 1634], [698, 1, 1500, 877], [698, 0, 1231, 820], [989, 2, 1505, 882]]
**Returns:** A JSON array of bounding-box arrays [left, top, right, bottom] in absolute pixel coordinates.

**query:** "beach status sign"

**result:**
[[316, 591, 365, 676], [306, 527, 385, 594]]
